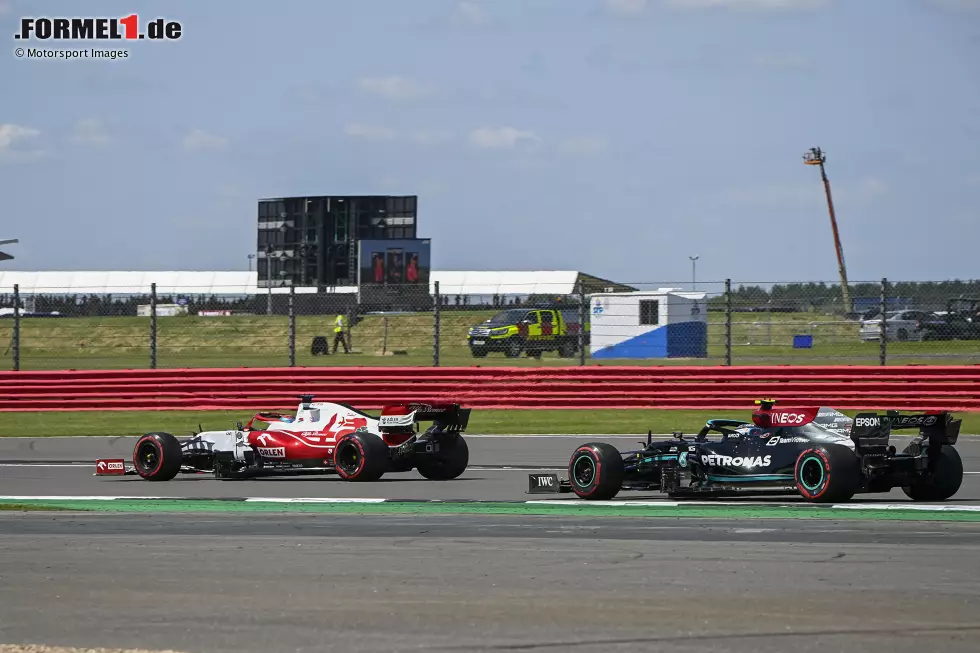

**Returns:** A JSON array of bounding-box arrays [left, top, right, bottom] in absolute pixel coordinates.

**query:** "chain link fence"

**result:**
[[1, 279, 979, 370]]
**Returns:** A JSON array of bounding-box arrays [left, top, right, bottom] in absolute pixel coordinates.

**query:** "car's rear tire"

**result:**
[[132, 432, 182, 481], [333, 430, 389, 482], [794, 445, 861, 503], [416, 435, 469, 481], [902, 444, 963, 501], [568, 442, 623, 500]]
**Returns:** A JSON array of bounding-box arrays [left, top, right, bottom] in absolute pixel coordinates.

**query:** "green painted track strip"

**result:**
[[3, 498, 980, 521]]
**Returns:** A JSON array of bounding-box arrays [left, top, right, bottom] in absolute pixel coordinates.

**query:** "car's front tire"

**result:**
[[902, 444, 963, 502], [132, 432, 182, 481], [568, 442, 624, 500], [794, 445, 861, 503]]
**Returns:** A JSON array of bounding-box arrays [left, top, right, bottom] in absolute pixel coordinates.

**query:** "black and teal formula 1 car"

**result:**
[[527, 400, 963, 504]]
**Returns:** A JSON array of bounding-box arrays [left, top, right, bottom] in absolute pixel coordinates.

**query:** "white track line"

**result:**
[[3, 495, 980, 512]]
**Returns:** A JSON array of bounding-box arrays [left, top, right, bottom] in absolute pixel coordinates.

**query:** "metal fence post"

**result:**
[[578, 281, 587, 366], [879, 277, 887, 366], [149, 282, 157, 369], [288, 285, 296, 367], [12, 283, 20, 372], [433, 280, 440, 367], [724, 278, 732, 366]]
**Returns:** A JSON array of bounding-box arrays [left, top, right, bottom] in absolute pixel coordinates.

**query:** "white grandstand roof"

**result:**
[[0, 270, 609, 296]]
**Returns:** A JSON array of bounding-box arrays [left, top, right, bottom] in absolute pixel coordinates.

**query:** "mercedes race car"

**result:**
[[528, 400, 964, 503], [95, 395, 471, 482]]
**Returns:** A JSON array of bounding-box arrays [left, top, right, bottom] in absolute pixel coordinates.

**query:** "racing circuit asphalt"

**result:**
[[4, 435, 980, 653], [2, 433, 980, 503]]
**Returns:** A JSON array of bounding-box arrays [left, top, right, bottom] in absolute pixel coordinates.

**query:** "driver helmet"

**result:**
[[735, 425, 764, 437], [279, 416, 294, 423]]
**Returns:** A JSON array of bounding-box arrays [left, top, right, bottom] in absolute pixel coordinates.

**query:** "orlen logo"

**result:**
[[257, 447, 286, 458], [14, 15, 182, 41], [855, 417, 880, 428], [107, 461, 124, 471], [771, 412, 807, 425]]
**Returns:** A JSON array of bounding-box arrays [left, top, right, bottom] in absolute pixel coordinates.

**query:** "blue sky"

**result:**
[[1, 0, 978, 286]]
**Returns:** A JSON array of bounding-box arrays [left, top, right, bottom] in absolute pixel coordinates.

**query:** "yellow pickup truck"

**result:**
[[466, 307, 588, 358]]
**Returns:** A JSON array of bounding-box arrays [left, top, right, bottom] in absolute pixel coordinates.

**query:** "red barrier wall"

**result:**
[[1, 366, 978, 412]]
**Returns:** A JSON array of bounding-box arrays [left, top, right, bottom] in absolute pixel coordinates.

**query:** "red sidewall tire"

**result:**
[[794, 447, 832, 501], [132, 432, 182, 482], [568, 442, 623, 500], [134, 436, 164, 478], [333, 431, 388, 482], [334, 435, 367, 481], [794, 445, 859, 503]]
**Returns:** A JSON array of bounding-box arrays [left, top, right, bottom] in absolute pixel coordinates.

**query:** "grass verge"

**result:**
[[3, 498, 980, 521], [1, 311, 977, 370], [3, 408, 980, 438]]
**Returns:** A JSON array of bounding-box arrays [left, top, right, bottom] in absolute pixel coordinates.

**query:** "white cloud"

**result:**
[[0, 123, 44, 162], [449, 1, 490, 26], [69, 118, 112, 147], [180, 128, 228, 152], [0, 124, 39, 151], [603, 0, 649, 14], [664, 0, 829, 9], [468, 126, 541, 149], [557, 136, 610, 155], [356, 76, 434, 101]]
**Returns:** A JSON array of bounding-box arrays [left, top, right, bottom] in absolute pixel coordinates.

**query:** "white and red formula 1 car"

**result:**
[[95, 395, 471, 482]]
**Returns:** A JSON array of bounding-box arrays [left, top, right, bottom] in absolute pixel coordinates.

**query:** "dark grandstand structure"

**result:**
[[256, 194, 423, 289]]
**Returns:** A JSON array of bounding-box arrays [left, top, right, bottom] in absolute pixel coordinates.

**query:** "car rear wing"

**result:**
[[379, 402, 471, 433], [851, 410, 961, 455]]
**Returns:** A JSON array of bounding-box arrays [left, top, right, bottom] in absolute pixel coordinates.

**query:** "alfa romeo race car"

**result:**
[[527, 400, 964, 503], [96, 395, 471, 482]]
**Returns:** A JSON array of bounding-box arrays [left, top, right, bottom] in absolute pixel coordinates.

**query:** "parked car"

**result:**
[[859, 310, 933, 342]]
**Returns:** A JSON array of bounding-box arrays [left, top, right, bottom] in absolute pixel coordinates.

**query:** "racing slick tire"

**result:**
[[901, 444, 963, 502], [793, 445, 861, 503], [132, 432, 182, 482], [568, 442, 624, 500], [333, 430, 389, 482], [415, 435, 469, 481]]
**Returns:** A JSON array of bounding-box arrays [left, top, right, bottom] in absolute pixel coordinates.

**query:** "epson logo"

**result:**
[[257, 447, 286, 458], [855, 417, 880, 427], [700, 454, 772, 468], [771, 412, 806, 425]]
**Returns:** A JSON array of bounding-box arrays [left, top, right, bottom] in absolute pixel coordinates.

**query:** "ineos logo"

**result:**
[[771, 412, 806, 424]]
